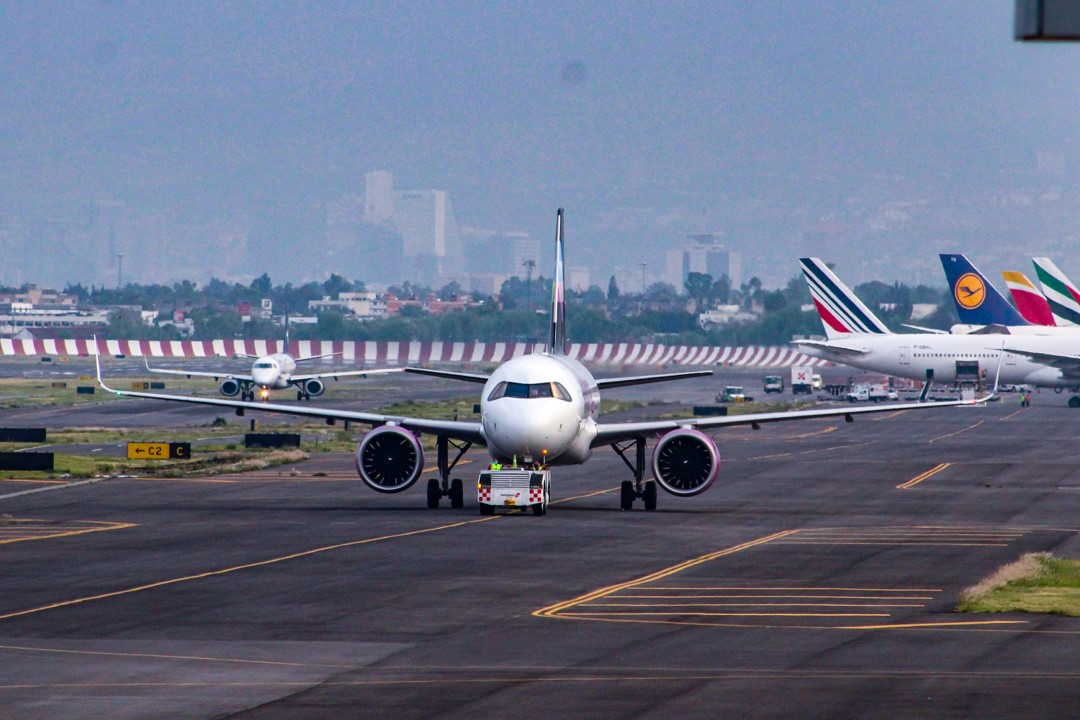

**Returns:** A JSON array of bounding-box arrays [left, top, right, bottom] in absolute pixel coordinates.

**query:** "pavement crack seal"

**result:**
[[0, 516, 501, 623]]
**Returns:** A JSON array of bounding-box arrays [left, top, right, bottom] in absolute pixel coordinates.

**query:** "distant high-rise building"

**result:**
[[364, 170, 395, 223], [394, 189, 463, 279], [507, 233, 539, 277], [681, 232, 741, 288]]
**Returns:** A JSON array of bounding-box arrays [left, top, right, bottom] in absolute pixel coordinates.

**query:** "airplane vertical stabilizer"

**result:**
[[1002, 270, 1055, 326], [799, 258, 892, 338], [1032, 257, 1080, 326], [547, 209, 569, 356], [939, 254, 1029, 327]]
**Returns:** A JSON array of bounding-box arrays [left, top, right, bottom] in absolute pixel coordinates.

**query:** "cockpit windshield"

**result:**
[[253, 362, 275, 369], [487, 381, 572, 402]]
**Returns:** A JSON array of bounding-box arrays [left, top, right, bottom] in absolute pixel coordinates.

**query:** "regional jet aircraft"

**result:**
[[796, 257, 1080, 405], [98, 212, 987, 512], [144, 351, 402, 401]]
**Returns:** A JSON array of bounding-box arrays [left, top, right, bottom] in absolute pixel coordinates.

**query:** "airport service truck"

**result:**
[[477, 468, 550, 516], [791, 365, 815, 395]]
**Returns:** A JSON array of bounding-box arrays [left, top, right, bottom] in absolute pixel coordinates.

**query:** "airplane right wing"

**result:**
[[144, 357, 250, 382], [102, 357, 485, 444], [403, 367, 490, 384]]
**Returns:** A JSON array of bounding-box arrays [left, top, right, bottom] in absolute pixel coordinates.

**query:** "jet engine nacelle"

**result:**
[[354, 425, 424, 493], [303, 378, 325, 397], [651, 428, 720, 497], [219, 378, 241, 397]]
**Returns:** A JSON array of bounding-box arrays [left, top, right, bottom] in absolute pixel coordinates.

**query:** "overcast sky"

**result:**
[[2, 1, 1078, 287]]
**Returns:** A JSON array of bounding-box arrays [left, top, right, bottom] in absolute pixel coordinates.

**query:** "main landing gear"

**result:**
[[426, 435, 472, 509], [611, 438, 657, 511]]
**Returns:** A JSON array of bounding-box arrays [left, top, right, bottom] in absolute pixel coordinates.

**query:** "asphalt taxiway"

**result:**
[[0, 375, 1078, 718]]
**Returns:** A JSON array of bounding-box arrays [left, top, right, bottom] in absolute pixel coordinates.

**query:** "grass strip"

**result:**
[[957, 553, 1080, 617]]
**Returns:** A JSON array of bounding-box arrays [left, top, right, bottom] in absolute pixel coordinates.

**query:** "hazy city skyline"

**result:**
[[2, 2, 1079, 292]]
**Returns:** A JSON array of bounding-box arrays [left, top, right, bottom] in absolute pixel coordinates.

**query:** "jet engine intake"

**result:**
[[303, 378, 326, 397], [651, 428, 720, 496], [219, 378, 241, 397], [354, 425, 424, 493]]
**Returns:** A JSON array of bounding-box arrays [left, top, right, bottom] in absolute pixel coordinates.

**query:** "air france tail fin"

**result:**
[[1001, 270, 1055, 326], [799, 258, 892, 338], [1032, 257, 1080, 326], [547, 209, 568, 356], [939, 254, 1029, 327]]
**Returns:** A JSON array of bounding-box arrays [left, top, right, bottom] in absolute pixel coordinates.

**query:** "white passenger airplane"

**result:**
[[145, 349, 402, 401], [796, 257, 1080, 404], [98, 212, 988, 512]]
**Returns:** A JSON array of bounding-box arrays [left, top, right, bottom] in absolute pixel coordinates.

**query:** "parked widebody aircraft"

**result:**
[[1032, 257, 1080, 326], [145, 351, 402, 401], [1002, 270, 1056, 327], [937, 254, 1080, 335], [796, 257, 1080, 404], [97, 212, 987, 512]]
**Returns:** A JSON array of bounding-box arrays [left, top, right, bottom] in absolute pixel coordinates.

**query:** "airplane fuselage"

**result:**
[[479, 353, 600, 465], [797, 334, 1076, 387], [251, 353, 298, 390]]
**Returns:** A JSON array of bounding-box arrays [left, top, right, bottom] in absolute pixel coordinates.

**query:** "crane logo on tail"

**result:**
[[954, 273, 985, 310]]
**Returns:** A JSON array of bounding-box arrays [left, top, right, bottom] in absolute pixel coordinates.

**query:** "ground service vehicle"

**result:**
[[791, 365, 815, 395], [478, 468, 550, 515], [763, 375, 784, 393], [716, 385, 750, 403]]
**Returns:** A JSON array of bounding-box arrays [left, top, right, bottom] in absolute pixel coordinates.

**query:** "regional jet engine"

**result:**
[[302, 378, 326, 397], [354, 425, 424, 493], [651, 428, 720, 496], [219, 378, 241, 397]]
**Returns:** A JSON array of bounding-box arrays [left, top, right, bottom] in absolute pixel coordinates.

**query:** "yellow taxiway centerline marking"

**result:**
[[534, 529, 799, 618], [0, 516, 500, 622], [897, 462, 951, 489], [928, 420, 985, 444], [613, 594, 935, 600], [0, 643, 357, 669], [998, 408, 1028, 422], [0, 522, 136, 546]]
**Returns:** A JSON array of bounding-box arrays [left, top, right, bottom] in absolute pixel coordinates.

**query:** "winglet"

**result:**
[[94, 341, 117, 394], [547, 208, 568, 356]]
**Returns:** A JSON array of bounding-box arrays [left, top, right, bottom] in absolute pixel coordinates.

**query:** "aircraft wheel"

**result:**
[[426, 478, 441, 509], [449, 478, 464, 509], [643, 481, 658, 511], [297, 390, 304, 401], [480, 504, 494, 516], [620, 480, 635, 511], [1070, 396, 1080, 409]]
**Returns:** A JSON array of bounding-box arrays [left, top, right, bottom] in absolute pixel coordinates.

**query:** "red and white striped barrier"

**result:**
[[2, 339, 827, 367]]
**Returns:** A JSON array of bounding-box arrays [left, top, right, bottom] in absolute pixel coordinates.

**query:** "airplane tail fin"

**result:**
[[547, 208, 568, 356], [1032, 257, 1080, 326], [799, 258, 892, 338], [1001, 270, 1055, 326], [939, 254, 1028, 327]]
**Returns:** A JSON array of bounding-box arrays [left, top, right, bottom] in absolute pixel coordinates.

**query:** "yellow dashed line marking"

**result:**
[[897, 463, 951, 489]]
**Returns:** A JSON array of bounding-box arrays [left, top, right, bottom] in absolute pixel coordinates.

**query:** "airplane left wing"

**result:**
[[592, 394, 989, 447], [99, 357, 484, 444], [790, 339, 871, 356], [144, 357, 248, 382]]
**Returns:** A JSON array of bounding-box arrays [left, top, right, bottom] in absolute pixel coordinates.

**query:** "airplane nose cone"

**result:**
[[484, 402, 576, 459], [252, 368, 275, 386]]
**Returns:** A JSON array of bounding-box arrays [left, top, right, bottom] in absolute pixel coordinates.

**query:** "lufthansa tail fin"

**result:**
[[939, 254, 1028, 327], [799, 258, 892, 338], [547, 209, 568, 356], [1032, 257, 1080, 326], [1001, 270, 1055, 326]]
